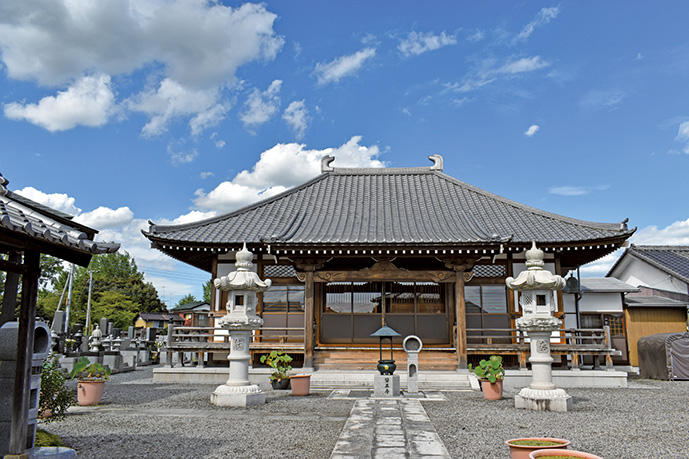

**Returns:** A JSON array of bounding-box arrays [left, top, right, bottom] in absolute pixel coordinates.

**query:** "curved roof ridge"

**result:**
[[330, 166, 433, 175], [434, 171, 633, 233]]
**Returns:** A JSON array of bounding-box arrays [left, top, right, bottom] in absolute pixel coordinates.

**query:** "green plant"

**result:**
[[468, 355, 504, 383], [39, 353, 76, 423], [35, 428, 64, 447], [68, 356, 111, 381], [259, 350, 293, 381]]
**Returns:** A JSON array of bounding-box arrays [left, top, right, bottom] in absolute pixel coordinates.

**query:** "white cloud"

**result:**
[[580, 249, 624, 276], [580, 89, 626, 111], [549, 185, 610, 196], [4, 74, 114, 131], [524, 124, 540, 136], [240, 80, 282, 129], [194, 136, 385, 213], [314, 47, 376, 85], [445, 55, 548, 94], [466, 30, 485, 43], [0, 1, 283, 88], [128, 79, 220, 137], [499, 56, 549, 74], [167, 146, 199, 165], [200, 172, 214, 179], [283, 100, 309, 139], [15, 187, 81, 216], [190, 103, 230, 136], [675, 121, 689, 154], [631, 219, 689, 245], [515, 6, 560, 42], [0, 1, 283, 133], [74, 206, 134, 229], [398, 31, 457, 57]]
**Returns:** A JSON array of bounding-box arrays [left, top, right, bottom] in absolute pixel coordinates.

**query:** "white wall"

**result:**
[[612, 257, 688, 294]]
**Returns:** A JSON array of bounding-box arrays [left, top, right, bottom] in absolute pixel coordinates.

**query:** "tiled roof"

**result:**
[[625, 295, 689, 308], [168, 301, 210, 312], [579, 278, 639, 293], [0, 173, 119, 265], [623, 245, 689, 284], [146, 162, 632, 247], [138, 313, 184, 322]]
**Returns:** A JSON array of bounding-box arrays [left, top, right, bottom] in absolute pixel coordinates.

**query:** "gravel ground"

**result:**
[[41, 366, 689, 459]]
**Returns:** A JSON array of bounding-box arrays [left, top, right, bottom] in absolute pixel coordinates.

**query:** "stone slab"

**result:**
[[373, 375, 400, 398]]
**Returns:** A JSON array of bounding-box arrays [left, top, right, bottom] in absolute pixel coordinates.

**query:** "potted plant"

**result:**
[[68, 356, 111, 406], [530, 449, 603, 459], [506, 438, 571, 459], [468, 355, 505, 400], [290, 374, 311, 396], [259, 350, 293, 390], [39, 353, 76, 422]]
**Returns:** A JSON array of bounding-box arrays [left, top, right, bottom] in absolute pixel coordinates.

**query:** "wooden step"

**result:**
[[313, 349, 458, 371]]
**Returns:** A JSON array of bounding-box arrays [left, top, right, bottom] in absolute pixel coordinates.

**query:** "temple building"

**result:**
[[143, 155, 634, 370]]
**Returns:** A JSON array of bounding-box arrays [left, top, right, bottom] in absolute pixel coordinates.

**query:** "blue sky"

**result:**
[[1, 1, 688, 306]]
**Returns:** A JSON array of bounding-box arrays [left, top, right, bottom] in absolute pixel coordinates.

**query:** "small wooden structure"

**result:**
[[0, 173, 119, 456], [144, 155, 634, 370]]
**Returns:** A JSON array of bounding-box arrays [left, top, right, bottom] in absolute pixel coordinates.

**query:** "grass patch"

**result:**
[[35, 428, 63, 447], [509, 440, 566, 447]]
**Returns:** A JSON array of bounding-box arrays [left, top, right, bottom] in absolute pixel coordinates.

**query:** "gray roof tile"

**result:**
[[145, 165, 633, 248], [0, 173, 119, 262]]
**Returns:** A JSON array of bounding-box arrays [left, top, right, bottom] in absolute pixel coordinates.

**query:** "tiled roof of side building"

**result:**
[[628, 245, 689, 284], [144, 157, 634, 247], [0, 172, 120, 265]]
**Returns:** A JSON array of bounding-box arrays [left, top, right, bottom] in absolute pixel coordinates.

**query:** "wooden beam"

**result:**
[[10, 249, 39, 455]]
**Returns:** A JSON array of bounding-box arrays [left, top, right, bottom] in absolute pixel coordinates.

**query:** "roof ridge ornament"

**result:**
[[428, 154, 443, 171], [0, 172, 8, 196], [321, 155, 335, 172]]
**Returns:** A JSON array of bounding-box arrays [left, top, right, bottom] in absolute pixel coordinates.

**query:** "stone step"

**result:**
[[308, 370, 474, 390]]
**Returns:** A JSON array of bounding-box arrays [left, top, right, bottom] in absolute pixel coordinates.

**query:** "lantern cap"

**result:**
[[371, 325, 400, 337]]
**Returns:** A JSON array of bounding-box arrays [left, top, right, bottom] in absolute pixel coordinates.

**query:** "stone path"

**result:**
[[330, 399, 451, 458]]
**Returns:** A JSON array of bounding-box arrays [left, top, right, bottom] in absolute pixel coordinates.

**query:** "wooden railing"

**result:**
[[163, 324, 620, 370], [466, 326, 621, 370], [163, 324, 305, 368]]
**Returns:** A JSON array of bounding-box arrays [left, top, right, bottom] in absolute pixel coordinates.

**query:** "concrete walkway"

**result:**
[[330, 399, 451, 458]]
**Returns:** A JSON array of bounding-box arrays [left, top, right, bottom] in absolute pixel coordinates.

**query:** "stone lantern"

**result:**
[[210, 244, 272, 407], [506, 242, 572, 412]]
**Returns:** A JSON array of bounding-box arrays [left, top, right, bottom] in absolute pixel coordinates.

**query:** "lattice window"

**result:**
[[264, 264, 297, 278], [472, 265, 506, 278]]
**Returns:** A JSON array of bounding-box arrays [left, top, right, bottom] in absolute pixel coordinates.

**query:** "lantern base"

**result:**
[[210, 383, 266, 407]]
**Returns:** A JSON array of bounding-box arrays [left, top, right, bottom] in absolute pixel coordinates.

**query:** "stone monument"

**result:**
[[89, 325, 103, 352], [506, 242, 572, 412], [210, 244, 271, 407]]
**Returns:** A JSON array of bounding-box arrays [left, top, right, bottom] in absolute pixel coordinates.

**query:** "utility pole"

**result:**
[[64, 263, 75, 336], [85, 271, 93, 337]]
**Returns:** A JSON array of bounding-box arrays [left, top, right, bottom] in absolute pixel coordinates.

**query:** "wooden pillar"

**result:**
[[10, 249, 39, 455], [303, 270, 315, 369], [1, 251, 21, 326], [455, 268, 467, 369]]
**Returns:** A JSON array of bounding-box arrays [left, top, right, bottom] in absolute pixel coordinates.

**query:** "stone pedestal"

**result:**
[[514, 330, 572, 412], [210, 383, 266, 407], [373, 374, 400, 398]]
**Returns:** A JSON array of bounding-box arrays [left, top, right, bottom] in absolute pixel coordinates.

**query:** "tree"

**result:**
[[203, 279, 213, 304], [175, 294, 197, 308], [36, 250, 164, 329]]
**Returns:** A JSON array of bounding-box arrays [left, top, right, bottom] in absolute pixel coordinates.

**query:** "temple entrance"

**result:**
[[320, 281, 449, 344]]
